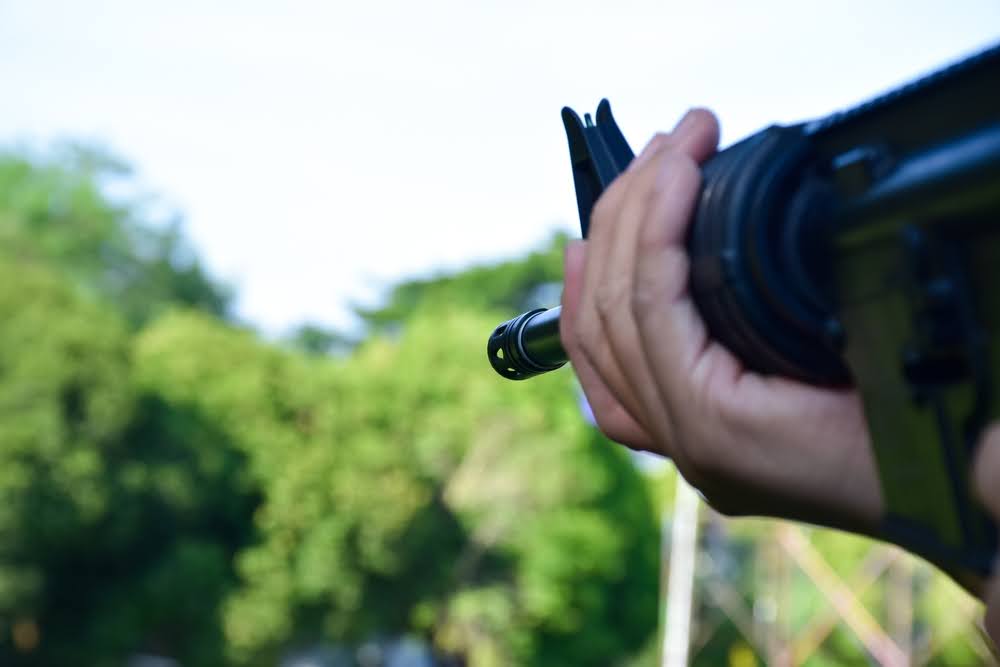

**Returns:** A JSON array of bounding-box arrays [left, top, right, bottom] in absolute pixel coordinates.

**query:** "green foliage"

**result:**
[[0, 144, 231, 327], [0, 260, 254, 666], [0, 151, 658, 663], [0, 142, 989, 667], [0, 147, 247, 665], [285, 323, 358, 356], [134, 309, 659, 665], [0, 260, 131, 605]]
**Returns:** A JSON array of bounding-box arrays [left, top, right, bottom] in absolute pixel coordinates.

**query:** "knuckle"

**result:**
[[658, 150, 700, 181], [637, 151, 699, 206], [595, 279, 628, 320], [575, 313, 601, 355], [632, 133, 670, 167], [630, 278, 662, 317], [646, 132, 671, 153], [684, 107, 715, 127], [631, 247, 689, 321], [687, 108, 720, 136]]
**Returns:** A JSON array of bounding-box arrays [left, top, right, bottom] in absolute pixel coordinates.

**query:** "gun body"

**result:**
[[831, 140, 1000, 572], [836, 201, 999, 573], [824, 51, 999, 571], [487, 43, 1000, 574]]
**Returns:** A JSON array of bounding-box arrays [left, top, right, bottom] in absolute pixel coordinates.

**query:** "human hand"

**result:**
[[974, 425, 1000, 645], [559, 108, 883, 535]]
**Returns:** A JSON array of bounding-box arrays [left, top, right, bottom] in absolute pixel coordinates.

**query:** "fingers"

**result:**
[[660, 108, 720, 164], [596, 147, 679, 445], [631, 152, 714, 399], [560, 240, 656, 449], [592, 112, 718, 450], [575, 127, 698, 424], [564, 107, 720, 454], [573, 141, 657, 427]]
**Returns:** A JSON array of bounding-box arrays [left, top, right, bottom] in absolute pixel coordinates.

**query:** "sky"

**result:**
[[1, 1, 999, 336]]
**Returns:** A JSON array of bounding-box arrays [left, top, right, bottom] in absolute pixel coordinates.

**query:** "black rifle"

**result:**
[[487, 43, 1000, 575]]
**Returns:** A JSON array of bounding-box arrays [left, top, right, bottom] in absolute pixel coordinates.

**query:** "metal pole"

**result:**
[[662, 474, 701, 667]]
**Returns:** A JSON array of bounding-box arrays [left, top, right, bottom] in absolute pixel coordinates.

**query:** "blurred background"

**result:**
[[0, 1, 999, 665]]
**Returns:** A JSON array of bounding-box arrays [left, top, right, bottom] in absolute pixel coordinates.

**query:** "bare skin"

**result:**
[[975, 426, 1000, 643], [558, 108, 999, 643]]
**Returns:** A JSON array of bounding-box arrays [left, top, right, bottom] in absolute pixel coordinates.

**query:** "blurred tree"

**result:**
[[134, 308, 660, 666], [285, 323, 358, 357], [0, 259, 133, 623], [0, 141, 989, 667], [0, 260, 256, 666], [0, 144, 231, 327]]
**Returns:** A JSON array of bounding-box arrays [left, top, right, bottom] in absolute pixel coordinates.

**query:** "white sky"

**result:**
[[1, 1, 998, 335]]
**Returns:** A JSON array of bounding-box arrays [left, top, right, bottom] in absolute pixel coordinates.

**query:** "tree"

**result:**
[[132, 307, 660, 666], [0, 144, 231, 328], [285, 323, 358, 357], [0, 260, 255, 666], [1, 141, 988, 667], [0, 146, 247, 665]]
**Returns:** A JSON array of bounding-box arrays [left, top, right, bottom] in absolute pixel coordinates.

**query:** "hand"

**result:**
[[559, 108, 883, 535], [974, 425, 1000, 645]]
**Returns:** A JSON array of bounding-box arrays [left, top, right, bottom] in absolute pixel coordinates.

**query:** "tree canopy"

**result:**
[[0, 145, 658, 666], [0, 143, 988, 666]]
